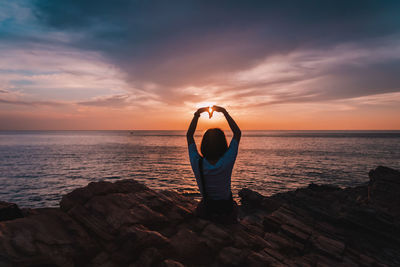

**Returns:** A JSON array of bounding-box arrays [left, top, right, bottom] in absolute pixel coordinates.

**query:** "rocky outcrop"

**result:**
[[0, 166, 399, 266], [0, 201, 23, 222], [368, 166, 400, 217]]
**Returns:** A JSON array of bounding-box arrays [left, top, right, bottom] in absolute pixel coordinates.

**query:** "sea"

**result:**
[[0, 130, 399, 208]]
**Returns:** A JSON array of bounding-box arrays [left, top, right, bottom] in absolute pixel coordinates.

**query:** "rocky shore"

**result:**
[[1, 166, 399, 266]]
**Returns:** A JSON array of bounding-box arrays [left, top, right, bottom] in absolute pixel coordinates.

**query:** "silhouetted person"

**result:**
[[186, 106, 241, 224]]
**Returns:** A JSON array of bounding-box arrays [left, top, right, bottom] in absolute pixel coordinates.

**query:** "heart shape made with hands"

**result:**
[[208, 106, 214, 119]]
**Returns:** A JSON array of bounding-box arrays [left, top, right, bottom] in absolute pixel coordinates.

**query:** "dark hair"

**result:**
[[200, 128, 228, 161]]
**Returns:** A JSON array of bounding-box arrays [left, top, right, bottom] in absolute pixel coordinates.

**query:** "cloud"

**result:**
[[77, 94, 132, 107], [0, 44, 133, 103], [1, 0, 400, 117], [175, 42, 400, 110], [0, 97, 66, 107], [30, 0, 400, 90]]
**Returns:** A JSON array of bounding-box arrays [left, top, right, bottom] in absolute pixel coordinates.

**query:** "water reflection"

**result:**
[[0, 130, 399, 208]]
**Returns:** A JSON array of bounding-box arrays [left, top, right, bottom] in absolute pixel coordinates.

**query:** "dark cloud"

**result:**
[[315, 59, 400, 99], [29, 0, 400, 105]]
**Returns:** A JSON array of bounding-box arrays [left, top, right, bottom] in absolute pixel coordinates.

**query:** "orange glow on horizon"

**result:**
[[1, 101, 400, 130]]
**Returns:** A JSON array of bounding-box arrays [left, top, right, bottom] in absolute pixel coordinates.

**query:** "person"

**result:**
[[186, 105, 241, 224]]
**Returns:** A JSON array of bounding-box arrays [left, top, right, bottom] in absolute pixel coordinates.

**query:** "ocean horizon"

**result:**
[[1, 130, 400, 208]]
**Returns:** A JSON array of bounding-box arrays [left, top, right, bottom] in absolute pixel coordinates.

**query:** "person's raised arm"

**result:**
[[213, 106, 241, 142], [186, 107, 208, 145]]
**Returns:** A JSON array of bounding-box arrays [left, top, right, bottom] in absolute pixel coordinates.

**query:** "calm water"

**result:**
[[0, 130, 399, 208]]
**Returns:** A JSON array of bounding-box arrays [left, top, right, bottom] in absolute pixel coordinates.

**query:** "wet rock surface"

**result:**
[[1, 166, 399, 266]]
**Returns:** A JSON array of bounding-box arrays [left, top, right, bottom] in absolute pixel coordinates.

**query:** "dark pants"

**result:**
[[195, 197, 238, 224]]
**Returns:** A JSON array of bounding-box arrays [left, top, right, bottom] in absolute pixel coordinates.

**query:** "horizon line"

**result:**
[[1, 129, 400, 131]]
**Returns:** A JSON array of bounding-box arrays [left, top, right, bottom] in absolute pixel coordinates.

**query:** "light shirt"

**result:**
[[188, 138, 239, 200]]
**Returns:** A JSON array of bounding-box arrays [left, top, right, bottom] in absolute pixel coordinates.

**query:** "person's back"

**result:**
[[186, 106, 241, 223], [189, 130, 238, 200]]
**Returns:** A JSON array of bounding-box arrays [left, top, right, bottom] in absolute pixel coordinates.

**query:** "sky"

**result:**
[[0, 0, 399, 130]]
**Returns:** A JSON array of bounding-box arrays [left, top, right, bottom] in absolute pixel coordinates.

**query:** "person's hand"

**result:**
[[212, 105, 226, 113], [194, 107, 209, 117], [196, 107, 209, 113], [196, 107, 208, 114]]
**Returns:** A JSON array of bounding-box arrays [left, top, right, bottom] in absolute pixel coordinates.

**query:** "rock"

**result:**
[[307, 183, 340, 192], [1, 167, 400, 266], [134, 247, 162, 266], [245, 251, 279, 266], [311, 234, 345, 260], [91, 252, 109, 266], [240, 217, 264, 236], [111, 226, 169, 263], [200, 223, 234, 252], [202, 223, 230, 242], [233, 229, 271, 250], [0, 208, 96, 266], [0, 201, 23, 221], [161, 259, 185, 267], [369, 166, 400, 216], [170, 228, 213, 264], [11, 228, 36, 255], [60, 179, 148, 211], [262, 216, 281, 233], [239, 188, 265, 207], [132, 226, 169, 247], [218, 246, 244, 266], [239, 188, 282, 216]]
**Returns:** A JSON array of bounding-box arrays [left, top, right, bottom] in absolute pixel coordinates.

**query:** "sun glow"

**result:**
[[195, 102, 216, 109]]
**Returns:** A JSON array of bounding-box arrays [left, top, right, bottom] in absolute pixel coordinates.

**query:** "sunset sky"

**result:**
[[1, 0, 400, 130]]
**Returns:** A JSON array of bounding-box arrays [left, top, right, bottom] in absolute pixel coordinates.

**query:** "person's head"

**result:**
[[200, 128, 228, 161]]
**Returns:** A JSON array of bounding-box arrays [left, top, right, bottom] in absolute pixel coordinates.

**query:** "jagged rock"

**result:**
[[306, 183, 340, 192], [0, 208, 96, 266], [0, 201, 23, 221], [246, 250, 281, 266], [134, 247, 163, 266], [218, 246, 244, 266], [170, 228, 212, 264], [369, 166, 400, 216], [239, 188, 265, 206], [161, 259, 185, 267], [201, 223, 232, 250], [239, 188, 281, 213], [311, 234, 345, 260], [1, 166, 400, 266]]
